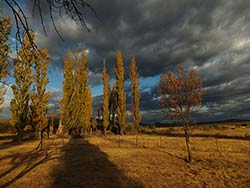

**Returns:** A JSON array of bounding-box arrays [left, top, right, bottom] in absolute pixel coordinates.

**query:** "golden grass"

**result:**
[[0, 127, 249, 188], [145, 123, 250, 138]]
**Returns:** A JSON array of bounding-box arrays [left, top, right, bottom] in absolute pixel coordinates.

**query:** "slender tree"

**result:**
[[158, 65, 204, 162], [85, 88, 92, 132], [102, 59, 110, 135], [129, 57, 141, 134], [109, 82, 118, 131], [77, 50, 92, 134], [0, 17, 12, 112], [10, 31, 35, 141], [60, 51, 75, 132], [32, 48, 50, 150], [115, 51, 126, 134], [50, 104, 56, 134]]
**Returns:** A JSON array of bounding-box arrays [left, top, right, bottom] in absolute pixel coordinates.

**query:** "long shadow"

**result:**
[[0, 149, 58, 188], [0, 134, 36, 150], [52, 139, 144, 188]]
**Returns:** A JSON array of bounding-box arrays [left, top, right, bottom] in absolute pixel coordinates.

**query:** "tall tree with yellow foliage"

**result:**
[[10, 31, 35, 141], [60, 50, 92, 135], [85, 88, 92, 132], [102, 59, 110, 135], [129, 57, 141, 134], [115, 51, 126, 134], [32, 48, 50, 150], [77, 50, 92, 133], [0, 17, 12, 112], [60, 52, 75, 131]]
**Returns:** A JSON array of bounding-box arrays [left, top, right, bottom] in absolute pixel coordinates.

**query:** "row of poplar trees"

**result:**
[[60, 50, 141, 135], [103, 52, 141, 135], [60, 50, 92, 136], [0, 17, 50, 146]]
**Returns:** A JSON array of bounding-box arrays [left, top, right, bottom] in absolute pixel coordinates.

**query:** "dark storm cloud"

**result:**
[[26, 0, 250, 76], [4, 0, 250, 122]]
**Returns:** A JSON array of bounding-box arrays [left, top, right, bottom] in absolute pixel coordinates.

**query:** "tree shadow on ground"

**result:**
[[52, 139, 144, 188], [0, 148, 58, 188]]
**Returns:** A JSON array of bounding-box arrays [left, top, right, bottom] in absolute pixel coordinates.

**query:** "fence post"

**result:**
[[118, 135, 120, 148], [136, 134, 139, 148], [160, 135, 163, 148], [215, 138, 219, 151]]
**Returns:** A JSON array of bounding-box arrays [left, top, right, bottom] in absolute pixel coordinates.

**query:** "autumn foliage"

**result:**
[[158, 65, 205, 162], [102, 59, 110, 135], [129, 57, 141, 133], [0, 17, 12, 112], [60, 50, 92, 136], [115, 51, 126, 134], [10, 31, 51, 142]]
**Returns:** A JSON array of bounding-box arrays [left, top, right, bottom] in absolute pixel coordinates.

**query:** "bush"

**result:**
[[0, 120, 15, 133]]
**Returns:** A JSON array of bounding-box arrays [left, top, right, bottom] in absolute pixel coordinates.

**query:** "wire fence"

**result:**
[[90, 135, 250, 154]]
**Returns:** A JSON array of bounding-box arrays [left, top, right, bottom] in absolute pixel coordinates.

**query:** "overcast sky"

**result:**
[[1, 0, 250, 123]]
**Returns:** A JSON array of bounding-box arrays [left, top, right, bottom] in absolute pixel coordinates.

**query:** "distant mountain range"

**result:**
[[141, 119, 250, 127]]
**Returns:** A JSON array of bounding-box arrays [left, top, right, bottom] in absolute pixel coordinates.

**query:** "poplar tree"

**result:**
[[129, 57, 141, 134], [0, 17, 12, 112], [78, 51, 92, 133], [115, 51, 126, 134], [102, 59, 110, 135], [10, 31, 35, 141], [60, 50, 92, 135], [85, 88, 92, 131], [109, 82, 118, 131], [32, 49, 50, 149], [60, 52, 75, 131]]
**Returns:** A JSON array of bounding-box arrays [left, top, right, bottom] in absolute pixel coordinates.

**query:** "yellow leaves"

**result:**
[[115, 51, 126, 133], [0, 17, 12, 81], [129, 57, 141, 132], [60, 50, 92, 131], [10, 30, 51, 133], [102, 58, 110, 133]]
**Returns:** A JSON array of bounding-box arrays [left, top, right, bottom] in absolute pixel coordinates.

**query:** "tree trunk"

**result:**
[[17, 128, 23, 142], [183, 125, 192, 162], [118, 124, 124, 135], [40, 130, 44, 151], [47, 125, 50, 138]]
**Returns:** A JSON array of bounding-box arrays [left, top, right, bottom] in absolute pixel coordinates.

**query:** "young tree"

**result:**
[[10, 31, 35, 141], [109, 82, 118, 132], [115, 51, 126, 134], [158, 65, 204, 162], [129, 57, 141, 134], [85, 88, 92, 132], [0, 17, 12, 112], [102, 59, 110, 135], [32, 48, 50, 150], [50, 104, 56, 134]]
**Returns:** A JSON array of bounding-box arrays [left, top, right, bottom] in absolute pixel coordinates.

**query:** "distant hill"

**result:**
[[141, 119, 250, 127]]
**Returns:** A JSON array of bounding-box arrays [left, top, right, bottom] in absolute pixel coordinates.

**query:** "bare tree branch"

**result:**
[[3, 0, 97, 46]]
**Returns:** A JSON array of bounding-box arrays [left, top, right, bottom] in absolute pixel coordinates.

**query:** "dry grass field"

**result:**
[[0, 124, 249, 188]]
